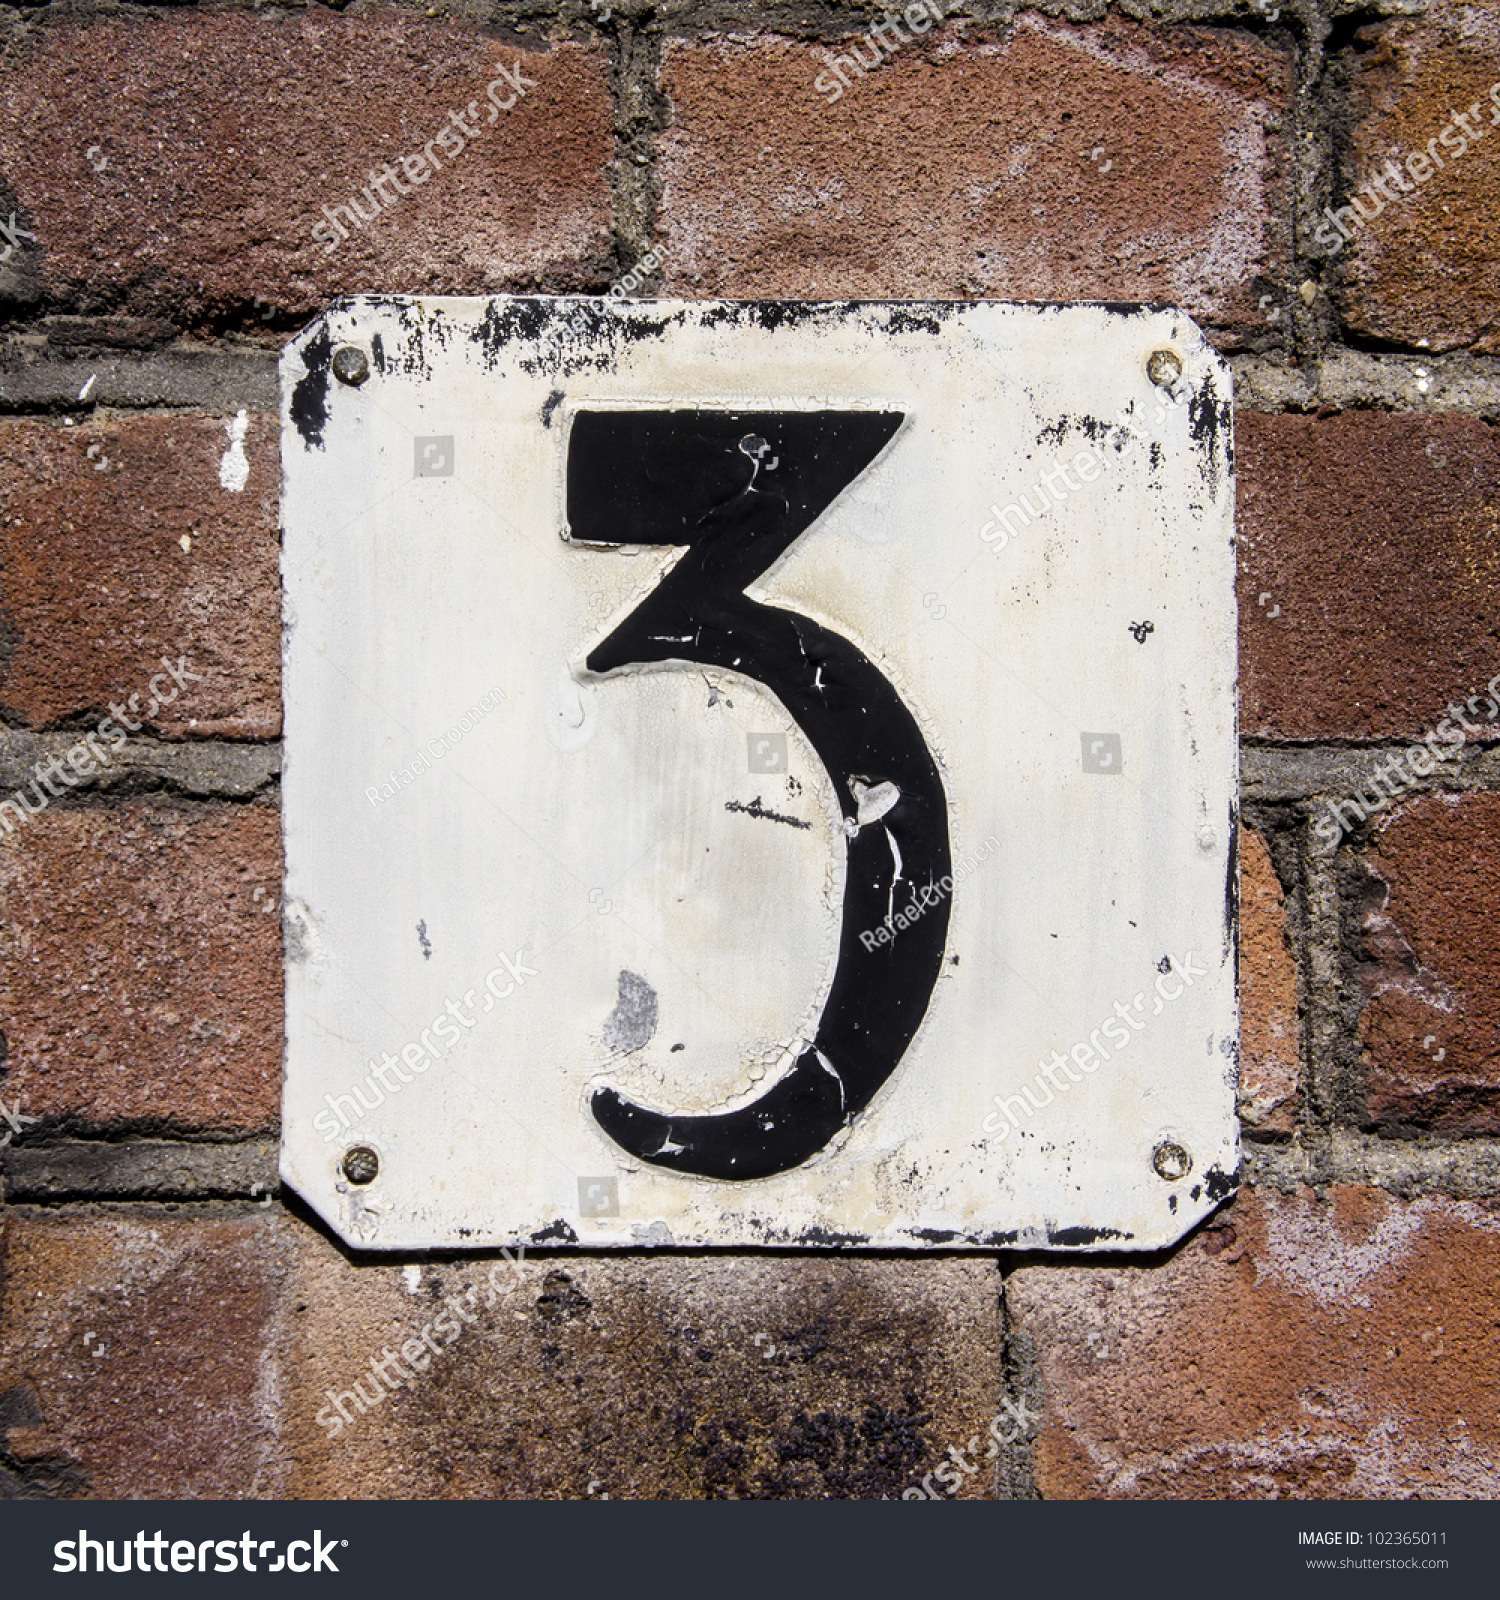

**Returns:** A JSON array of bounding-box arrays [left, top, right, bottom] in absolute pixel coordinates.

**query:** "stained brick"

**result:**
[[1338, 3, 1500, 353], [283, 1248, 1001, 1500], [1237, 411, 1500, 741], [1357, 792, 1500, 1137], [657, 18, 1290, 338], [0, 804, 282, 1133], [1238, 829, 1299, 1134], [0, 12, 613, 321], [0, 1208, 1003, 1500], [1006, 1187, 1500, 1499], [0, 414, 280, 738]]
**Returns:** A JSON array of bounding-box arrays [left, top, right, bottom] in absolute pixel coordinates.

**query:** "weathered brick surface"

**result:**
[[1358, 793, 1500, 1137], [1237, 411, 1500, 740], [1007, 1187, 1500, 1499], [0, 414, 280, 737], [0, 804, 282, 1134], [0, 1209, 1001, 1500], [0, 1211, 291, 1499], [1238, 829, 1299, 1134], [0, 12, 613, 321], [286, 1248, 1001, 1500], [1339, 4, 1500, 354], [657, 19, 1290, 337]]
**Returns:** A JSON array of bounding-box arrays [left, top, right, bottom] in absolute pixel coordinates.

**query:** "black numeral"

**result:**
[[567, 410, 951, 1179]]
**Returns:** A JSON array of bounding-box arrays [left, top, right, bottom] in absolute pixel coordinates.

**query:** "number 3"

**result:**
[[567, 410, 952, 1180]]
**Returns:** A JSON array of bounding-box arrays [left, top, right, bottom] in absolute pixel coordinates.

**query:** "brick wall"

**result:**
[[2, 0, 1497, 1501]]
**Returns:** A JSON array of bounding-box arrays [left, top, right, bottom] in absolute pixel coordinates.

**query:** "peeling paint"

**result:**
[[603, 971, 658, 1054], [280, 295, 1236, 1253], [288, 324, 332, 450], [725, 795, 812, 830]]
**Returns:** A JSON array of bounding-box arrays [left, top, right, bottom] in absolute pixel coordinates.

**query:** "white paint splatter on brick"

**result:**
[[219, 408, 250, 492]]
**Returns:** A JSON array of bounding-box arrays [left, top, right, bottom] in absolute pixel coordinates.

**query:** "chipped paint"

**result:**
[[279, 297, 1237, 1253], [603, 971, 659, 1054]]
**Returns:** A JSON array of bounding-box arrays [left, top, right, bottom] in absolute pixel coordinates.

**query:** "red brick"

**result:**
[[1238, 829, 1299, 1134], [657, 19, 1290, 336], [1339, 5, 1500, 354], [2, 1209, 1004, 1497], [283, 1248, 1000, 1500], [0, 1211, 292, 1498], [0, 804, 281, 1133], [1358, 793, 1500, 1137], [1006, 1186, 1500, 1499], [0, 12, 612, 320], [0, 414, 280, 737], [1237, 411, 1500, 740], [14, 1193, 1500, 1501], [0, 1209, 1002, 1498]]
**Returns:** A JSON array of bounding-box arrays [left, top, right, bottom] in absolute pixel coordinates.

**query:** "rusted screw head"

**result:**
[[1152, 1141, 1192, 1182], [342, 1144, 379, 1185], [1146, 349, 1182, 389], [331, 345, 370, 386]]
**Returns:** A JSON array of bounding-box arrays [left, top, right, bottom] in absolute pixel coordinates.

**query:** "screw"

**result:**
[[342, 1144, 379, 1185], [1146, 349, 1182, 389], [331, 345, 370, 386], [1152, 1141, 1192, 1182]]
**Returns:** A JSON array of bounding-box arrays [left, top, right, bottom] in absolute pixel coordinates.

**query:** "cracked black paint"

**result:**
[[568, 409, 952, 1181]]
